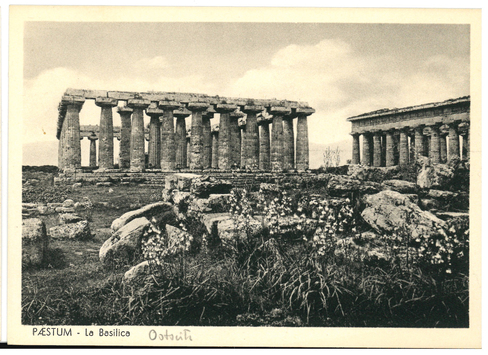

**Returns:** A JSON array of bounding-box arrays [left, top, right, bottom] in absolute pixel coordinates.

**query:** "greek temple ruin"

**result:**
[[348, 96, 470, 167], [57, 89, 315, 174]]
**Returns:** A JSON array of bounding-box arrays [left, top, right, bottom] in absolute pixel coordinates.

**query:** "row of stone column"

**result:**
[[59, 96, 314, 172], [351, 121, 469, 167]]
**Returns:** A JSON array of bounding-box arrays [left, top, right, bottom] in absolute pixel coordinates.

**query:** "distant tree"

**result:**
[[322, 146, 341, 168]]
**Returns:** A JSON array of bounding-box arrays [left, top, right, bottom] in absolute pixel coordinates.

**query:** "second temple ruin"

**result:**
[[57, 89, 315, 174], [348, 96, 470, 166]]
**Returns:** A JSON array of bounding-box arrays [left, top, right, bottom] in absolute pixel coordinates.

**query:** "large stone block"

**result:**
[[22, 218, 48, 268], [327, 175, 381, 197], [361, 190, 446, 239], [111, 201, 175, 232], [100, 217, 151, 267], [49, 220, 92, 240], [381, 179, 418, 194]]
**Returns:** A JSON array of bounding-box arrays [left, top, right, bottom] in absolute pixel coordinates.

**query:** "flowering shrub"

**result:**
[[299, 196, 356, 257], [141, 221, 193, 266], [414, 217, 469, 275]]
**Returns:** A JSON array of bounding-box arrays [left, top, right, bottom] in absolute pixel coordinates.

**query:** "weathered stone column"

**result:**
[[372, 131, 382, 167], [216, 104, 238, 170], [117, 106, 133, 169], [362, 132, 372, 166], [238, 118, 246, 168], [230, 111, 244, 168], [95, 97, 118, 170], [186, 132, 191, 168], [282, 113, 296, 170], [258, 118, 271, 170], [270, 106, 291, 171], [351, 133, 360, 165], [439, 125, 449, 163], [409, 131, 415, 163], [174, 107, 191, 169], [188, 102, 209, 170], [393, 133, 400, 165], [146, 105, 163, 169], [211, 125, 219, 169], [202, 107, 215, 169], [429, 124, 441, 164], [421, 127, 430, 158], [88, 135, 98, 168], [399, 128, 409, 166], [295, 108, 314, 172], [61, 96, 85, 170], [458, 122, 470, 160], [57, 106, 67, 169], [128, 98, 150, 172], [242, 105, 263, 170], [381, 134, 387, 167], [448, 122, 460, 162], [385, 130, 395, 167], [159, 101, 181, 171]]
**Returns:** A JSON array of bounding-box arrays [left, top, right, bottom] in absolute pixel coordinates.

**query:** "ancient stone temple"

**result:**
[[57, 89, 315, 174], [347, 96, 470, 167]]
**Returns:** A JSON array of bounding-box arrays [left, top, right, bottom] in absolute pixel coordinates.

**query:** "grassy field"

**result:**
[[22, 167, 469, 327]]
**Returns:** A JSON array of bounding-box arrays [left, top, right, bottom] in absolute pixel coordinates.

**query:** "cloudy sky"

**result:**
[[23, 21, 470, 165]]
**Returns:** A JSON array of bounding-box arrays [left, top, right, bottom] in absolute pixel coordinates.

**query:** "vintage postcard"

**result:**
[[8, 6, 481, 347]]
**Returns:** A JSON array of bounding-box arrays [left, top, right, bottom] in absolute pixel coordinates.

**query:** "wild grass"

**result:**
[[22, 171, 469, 327]]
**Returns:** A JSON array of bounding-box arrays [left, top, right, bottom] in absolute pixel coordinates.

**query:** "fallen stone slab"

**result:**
[[58, 213, 83, 225], [381, 179, 418, 194], [124, 260, 151, 284], [327, 175, 381, 197], [361, 190, 446, 239], [111, 201, 175, 232], [49, 220, 92, 240], [100, 217, 151, 267]]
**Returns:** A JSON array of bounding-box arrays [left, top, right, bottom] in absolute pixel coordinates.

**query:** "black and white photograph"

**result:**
[[8, 5, 481, 347]]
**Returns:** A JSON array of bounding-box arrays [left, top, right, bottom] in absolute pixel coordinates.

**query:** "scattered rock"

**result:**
[[381, 179, 418, 194], [62, 199, 75, 208], [58, 213, 83, 225], [22, 218, 48, 268], [189, 198, 212, 213], [72, 182, 82, 189], [361, 190, 446, 239], [100, 217, 151, 267], [124, 260, 151, 284], [201, 213, 232, 235], [176, 173, 202, 191], [96, 182, 112, 187], [207, 194, 231, 212], [191, 178, 233, 198], [435, 211, 470, 221], [327, 175, 381, 197], [419, 198, 441, 211], [111, 201, 175, 232], [347, 165, 400, 183], [55, 206, 76, 213], [49, 220, 92, 240], [417, 163, 455, 189], [427, 189, 458, 200], [217, 216, 262, 248]]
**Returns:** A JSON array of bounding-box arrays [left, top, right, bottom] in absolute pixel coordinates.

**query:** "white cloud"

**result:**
[[227, 39, 469, 146], [133, 56, 171, 71]]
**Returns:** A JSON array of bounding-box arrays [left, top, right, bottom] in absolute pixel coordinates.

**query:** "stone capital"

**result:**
[[95, 97, 118, 107], [242, 105, 265, 114], [117, 106, 133, 114], [269, 106, 291, 116], [439, 124, 450, 136], [146, 107, 165, 116], [187, 102, 209, 111], [127, 98, 151, 109], [88, 135, 98, 141], [158, 101, 181, 111], [295, 107, 316, 116], [61, 95, 85, 107], [173, 107, 192, 118], [215, 103, 238, 113], [238, 117, 247, 127], [457, 121, 469, 135]]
